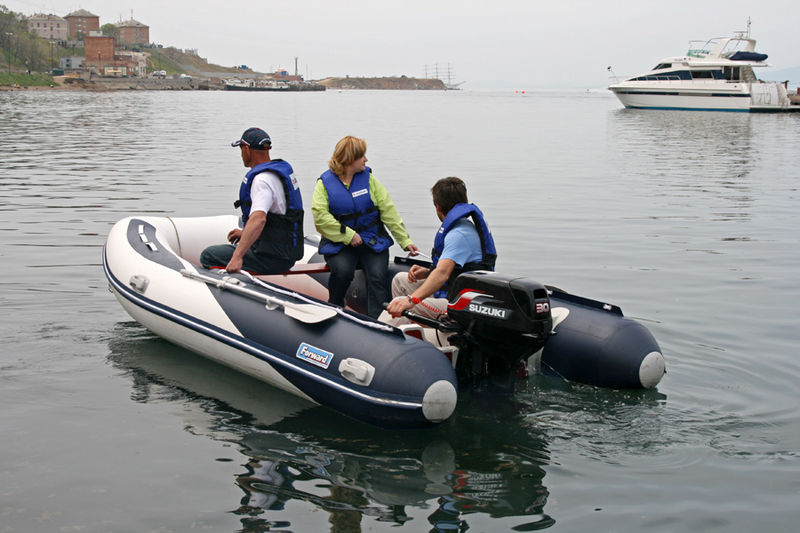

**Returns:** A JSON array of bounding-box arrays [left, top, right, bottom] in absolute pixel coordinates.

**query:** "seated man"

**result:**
[[200, 127, 304, 274], [382, 176, 496, 324]]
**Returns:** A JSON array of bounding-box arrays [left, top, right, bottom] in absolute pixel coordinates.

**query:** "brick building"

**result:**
[[27, 14, 68, 41], [115, 51, 148, 77], [84, 34, 115, 74], [116, 19, 150, 45], [267, 69, 303, 83], [64, 9, 99, 41], [85, 34, 115, 63], [83, 33, 146, 77]]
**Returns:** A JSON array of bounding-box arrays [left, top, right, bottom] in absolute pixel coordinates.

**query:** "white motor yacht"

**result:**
[[609, 22, 799, 112]]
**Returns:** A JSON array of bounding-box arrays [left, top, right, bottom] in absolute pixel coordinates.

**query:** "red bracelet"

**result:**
[[409, 296, 421, 305]]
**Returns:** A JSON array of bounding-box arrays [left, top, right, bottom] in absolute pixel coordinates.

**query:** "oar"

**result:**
[[180, 269, 337, 324], [264, 293, 338, 324]]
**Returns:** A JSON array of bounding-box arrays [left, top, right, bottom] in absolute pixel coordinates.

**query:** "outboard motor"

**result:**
[[445, 271, 552, 391]]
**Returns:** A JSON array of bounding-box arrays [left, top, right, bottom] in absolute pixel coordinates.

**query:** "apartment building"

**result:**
[[27, 14, 68, 41], [116, 19, 150, 45], [64, 9, 100, 41]]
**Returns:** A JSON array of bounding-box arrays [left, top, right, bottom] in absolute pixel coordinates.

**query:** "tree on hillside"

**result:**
[[1, 6, 47, 72], [101, 23, 119, 41]]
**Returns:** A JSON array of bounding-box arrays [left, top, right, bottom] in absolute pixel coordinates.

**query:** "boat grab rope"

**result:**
[[235, 270, 395, 333], [165, 217, 183, 259]]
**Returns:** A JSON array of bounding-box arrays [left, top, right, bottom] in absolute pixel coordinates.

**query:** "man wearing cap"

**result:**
[[200, 127, 304, 274]]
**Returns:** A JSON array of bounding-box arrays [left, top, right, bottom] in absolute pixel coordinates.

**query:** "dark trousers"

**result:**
[[325, 246, 389, 318], [200, 244, 294, 274]]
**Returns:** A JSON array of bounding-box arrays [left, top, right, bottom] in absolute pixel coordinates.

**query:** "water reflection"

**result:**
[[609, 109, 754, 166], [607, 109, 756, 221], [107, 323, 555, 532]]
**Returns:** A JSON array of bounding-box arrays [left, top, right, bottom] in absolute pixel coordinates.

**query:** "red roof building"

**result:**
[[64, 9, 99, 40]]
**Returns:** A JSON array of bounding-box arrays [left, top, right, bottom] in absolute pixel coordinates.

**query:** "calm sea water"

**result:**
[[1, 88, 798, 532]]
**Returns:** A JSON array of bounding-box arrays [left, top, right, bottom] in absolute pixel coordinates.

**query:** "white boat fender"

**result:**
[[639, 351, 666, 388], [338, 358, 375, 386], [422, 380, 458, 423]]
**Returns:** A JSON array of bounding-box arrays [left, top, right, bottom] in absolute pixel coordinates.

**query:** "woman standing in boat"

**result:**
[[313, 136, 419, 318]]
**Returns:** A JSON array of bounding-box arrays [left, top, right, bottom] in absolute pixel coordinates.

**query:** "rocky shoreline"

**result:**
[[318, 76, 446, 90], [2, 74, 448, 92]]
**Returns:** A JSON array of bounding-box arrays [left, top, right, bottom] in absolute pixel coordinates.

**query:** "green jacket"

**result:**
[[312, 172, 413, 249]]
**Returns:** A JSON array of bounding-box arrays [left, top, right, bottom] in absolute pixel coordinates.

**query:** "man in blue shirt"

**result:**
[[384, 177, 496, 323]]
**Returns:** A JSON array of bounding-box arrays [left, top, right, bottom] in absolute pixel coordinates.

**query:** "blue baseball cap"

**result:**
[[231, 127, 271, 149]]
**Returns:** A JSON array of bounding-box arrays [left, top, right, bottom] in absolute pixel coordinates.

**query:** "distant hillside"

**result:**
[[1, 6, 68, 72], [146, 47, 249, 76], [318, 76, 446, 90]]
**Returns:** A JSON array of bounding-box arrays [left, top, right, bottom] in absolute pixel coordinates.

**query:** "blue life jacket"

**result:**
[[234, 159, 304, 262], [431, 203, 497, 298], [317, 167, 393, 255]]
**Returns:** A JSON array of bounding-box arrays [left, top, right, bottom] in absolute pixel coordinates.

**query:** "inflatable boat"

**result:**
[[103, 215, 665, 428]]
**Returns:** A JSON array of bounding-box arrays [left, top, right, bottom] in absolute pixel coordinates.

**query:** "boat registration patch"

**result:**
[[296, 342, 334, 369]]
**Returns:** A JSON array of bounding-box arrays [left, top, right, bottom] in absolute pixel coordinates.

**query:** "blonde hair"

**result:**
[[328, 136, 367, 177]]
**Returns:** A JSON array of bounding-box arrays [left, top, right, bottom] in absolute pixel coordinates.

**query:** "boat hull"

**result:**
[[224, 84, 326, 92], [610, 85, 753, 111], [536, 290, 664, 389], [608, 79, 800, 112], [224, 84, 289, 91], [366, 258, 666, 390], [104, 216, 458, 428], [103, 215, 666, 427]]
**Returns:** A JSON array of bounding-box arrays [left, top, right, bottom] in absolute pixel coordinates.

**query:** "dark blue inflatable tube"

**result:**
[[542, 289, 664, 389]]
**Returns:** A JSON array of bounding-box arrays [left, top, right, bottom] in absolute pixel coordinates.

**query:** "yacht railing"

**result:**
[[687, 48, 711, 58]]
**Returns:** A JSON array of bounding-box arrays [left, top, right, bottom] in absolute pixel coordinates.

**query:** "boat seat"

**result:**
[[207, 263, 331, 276], [280, 263, 331, 276], [398, 323, 425, 340]]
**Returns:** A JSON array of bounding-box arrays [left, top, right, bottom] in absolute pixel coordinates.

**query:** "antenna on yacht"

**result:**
[[746, 16, 751, 38]]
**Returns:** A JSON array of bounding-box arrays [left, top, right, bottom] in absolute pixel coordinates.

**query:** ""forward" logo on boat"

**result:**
[[296, 342, 334, 369]]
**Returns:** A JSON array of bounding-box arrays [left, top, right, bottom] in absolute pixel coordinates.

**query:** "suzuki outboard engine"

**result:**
[[446, 271, 552, 390]]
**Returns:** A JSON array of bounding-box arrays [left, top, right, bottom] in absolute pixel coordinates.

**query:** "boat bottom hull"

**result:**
[[610, 90, 800, 112]]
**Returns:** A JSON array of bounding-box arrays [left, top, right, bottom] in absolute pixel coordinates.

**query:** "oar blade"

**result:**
[[282, 303, 338, 324]]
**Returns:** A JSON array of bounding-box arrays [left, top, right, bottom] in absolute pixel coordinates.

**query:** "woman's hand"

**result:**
[[350, 233, 363, 246], [405, 243, 420, 255]]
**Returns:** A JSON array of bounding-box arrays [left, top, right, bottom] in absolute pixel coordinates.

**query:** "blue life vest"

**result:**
[[234, 160, 304, 262], [431, 203, 497, 298], [317, 167, 393, 255]]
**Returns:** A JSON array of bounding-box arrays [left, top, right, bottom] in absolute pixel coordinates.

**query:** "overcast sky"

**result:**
[[5, 0, 799, 88]]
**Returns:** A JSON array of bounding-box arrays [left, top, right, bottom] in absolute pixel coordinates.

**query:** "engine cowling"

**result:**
[[446, 271, 552, 389]]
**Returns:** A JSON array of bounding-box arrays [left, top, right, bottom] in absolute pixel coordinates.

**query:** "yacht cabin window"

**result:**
[[722, 66, 741, 81]]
